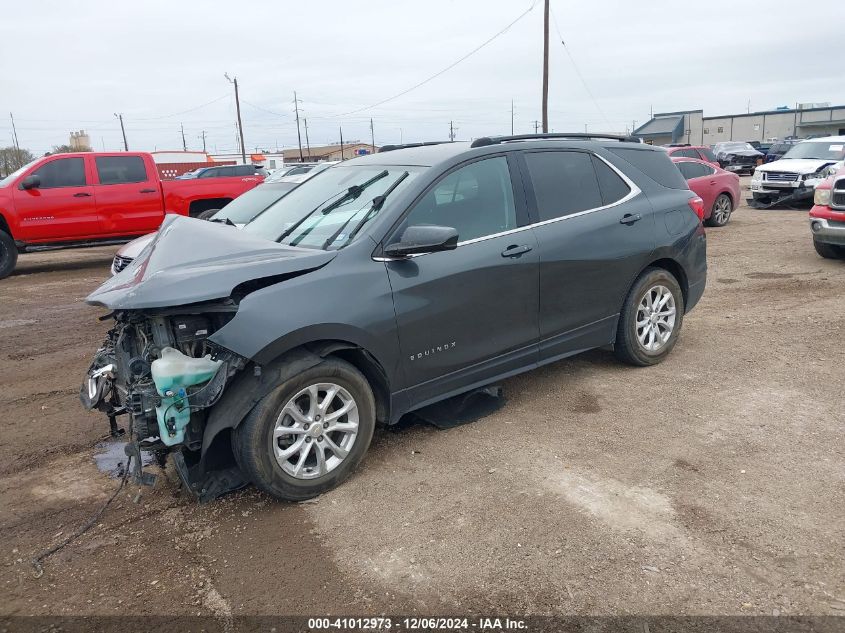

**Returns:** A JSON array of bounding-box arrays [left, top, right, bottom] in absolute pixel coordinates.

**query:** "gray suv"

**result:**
[[81, 134, 707, 502]]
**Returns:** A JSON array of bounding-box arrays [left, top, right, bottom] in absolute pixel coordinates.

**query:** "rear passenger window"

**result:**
[[606, 147, 688, 189], [677, 162, 712, 180], [673, 148, 697, 158], [95, 156, 147, 185], [524, 151, 602, 220], [591, 156, 631, 205], [30, 157, 86, 188]]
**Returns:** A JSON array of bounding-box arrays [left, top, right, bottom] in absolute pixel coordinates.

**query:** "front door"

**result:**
[[12, 156, 99, 241], [384, 155, 540, 409], [518, 149, 656, 361], [93, 155, 163, 234]]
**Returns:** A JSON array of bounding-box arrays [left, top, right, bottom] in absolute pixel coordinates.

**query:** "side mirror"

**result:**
[[383, 225, 459, 258], [21, 175, 41, 190]]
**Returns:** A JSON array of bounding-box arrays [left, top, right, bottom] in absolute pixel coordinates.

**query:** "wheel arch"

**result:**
[[639, 257, 689, 308], [188, 197, 232, 217], [0, 211, 13, 238], [200, 339, 391, 462]]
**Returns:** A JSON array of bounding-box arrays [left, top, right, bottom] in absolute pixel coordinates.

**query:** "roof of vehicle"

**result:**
[[665, 145, 711, 150], [795, 135, 845, 142], [343, 135, 656, 167]]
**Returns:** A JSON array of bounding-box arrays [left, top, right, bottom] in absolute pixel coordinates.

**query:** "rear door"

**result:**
[[518, 149, 656, 361], [93, 155, 163, 234], [12, 155, 99, 240], [384, 154, 540, 407]]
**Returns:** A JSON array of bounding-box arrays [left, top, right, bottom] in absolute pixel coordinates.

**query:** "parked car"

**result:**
[[808, 168, 845, 259], [110, 162, 339, 275], [750, 136, 845, 206], [0, 152, 264, 279], [672, 157, 740, 227], [712, 142, 765, 174], [264, 161, 338, 184], [765, 140, 799, 163], [177, 164, 267, 179], [81, 134, 707, 502], [663, 145, 719, 167]]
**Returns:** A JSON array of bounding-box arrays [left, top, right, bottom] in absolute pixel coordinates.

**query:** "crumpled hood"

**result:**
[[87, 215, 336, 309], [756, 158, 842, 174]]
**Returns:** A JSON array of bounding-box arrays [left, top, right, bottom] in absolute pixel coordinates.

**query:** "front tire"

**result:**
[[235, 358, 376, 501], [705, 194, 732, 227], [197, 208, 220, 220], [813, 240, 845, 260], [0, 231, 18, 280], [614, 268, 685, 367]]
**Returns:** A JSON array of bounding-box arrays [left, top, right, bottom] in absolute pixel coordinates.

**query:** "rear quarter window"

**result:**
[[605, 147, 688, 189]]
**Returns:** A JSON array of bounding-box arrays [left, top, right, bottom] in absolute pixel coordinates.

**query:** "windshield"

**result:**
[[243, 165, 424, 250], [0, 158, 40, 187], [211, 183, 299, 224], [782, 141, 845, 161]]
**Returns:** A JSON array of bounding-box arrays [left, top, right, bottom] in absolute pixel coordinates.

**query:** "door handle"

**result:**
[[73, 192, 92, 197], [501, 244, 533, 258], [139, 188, 157, 193], [619, 213, 642, 225], [709, 180, 717, 185]]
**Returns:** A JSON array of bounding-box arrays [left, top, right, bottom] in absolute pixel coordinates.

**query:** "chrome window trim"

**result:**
[[374, 151, 641, 260]]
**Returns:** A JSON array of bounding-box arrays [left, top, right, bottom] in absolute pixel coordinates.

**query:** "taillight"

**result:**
[[688, 196, 705, 221]]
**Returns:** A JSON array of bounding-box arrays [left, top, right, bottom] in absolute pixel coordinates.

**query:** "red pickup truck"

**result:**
[[0, 152, 263, 279]]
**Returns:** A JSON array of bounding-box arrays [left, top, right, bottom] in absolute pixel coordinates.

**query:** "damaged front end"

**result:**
[[79, 215, 338, 501], [81, 307, 248, 500]]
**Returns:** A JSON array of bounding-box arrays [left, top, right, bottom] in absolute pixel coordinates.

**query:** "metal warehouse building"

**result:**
[[633, 104, 845, 146]]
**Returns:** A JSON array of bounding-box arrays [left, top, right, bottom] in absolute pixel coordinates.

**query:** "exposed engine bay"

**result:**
[[80, 307, 247, 500]]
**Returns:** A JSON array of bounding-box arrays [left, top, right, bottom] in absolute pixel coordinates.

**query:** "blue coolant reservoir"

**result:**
[[150, 347, 222, 446]]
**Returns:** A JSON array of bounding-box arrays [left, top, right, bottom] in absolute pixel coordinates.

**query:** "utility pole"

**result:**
[[632, 120, 637, 133], [449, 121, 456, 141], [339, 127, 345, 161], [303, 118, 311, 160], [180, 123, 187, 151], [370, 117, 376, 154], [541, 0, 550, 133], [532, 120, 540, 134], [114, 113, 128, 150], [9, 112, 20, 153], [199, 130, 207, 153], [224, 73, 246, 164], [293, 91, 304, 162], [511, 100, 515, 135]]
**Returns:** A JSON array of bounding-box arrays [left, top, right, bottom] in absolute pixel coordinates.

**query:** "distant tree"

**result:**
[[0, 146, 35, 177], [51, 144, 92, 154]]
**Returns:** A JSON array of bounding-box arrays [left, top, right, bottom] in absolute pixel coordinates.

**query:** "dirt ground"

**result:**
[[1, 181, 843, 625]]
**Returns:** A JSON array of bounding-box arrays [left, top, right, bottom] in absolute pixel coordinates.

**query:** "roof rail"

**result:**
[[378, 141, 454, 153], [470, 133, 641, 148]]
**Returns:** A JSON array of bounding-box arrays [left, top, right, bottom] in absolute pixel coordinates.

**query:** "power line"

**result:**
[[132, 94, 230, 121], [548, 2, 612, 129], [328, 2, 538, 118]]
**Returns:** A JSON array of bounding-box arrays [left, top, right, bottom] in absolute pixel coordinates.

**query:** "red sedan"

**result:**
[[672, 157, 741, 227]]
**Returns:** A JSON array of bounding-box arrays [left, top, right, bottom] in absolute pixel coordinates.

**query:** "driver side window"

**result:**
[[400, 156, 516, 243]]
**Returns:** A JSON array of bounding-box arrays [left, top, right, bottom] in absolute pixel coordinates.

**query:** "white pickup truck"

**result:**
[[750, 136, 845, 207]]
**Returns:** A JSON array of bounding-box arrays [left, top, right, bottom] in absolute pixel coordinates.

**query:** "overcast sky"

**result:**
[[1, 0, 843, 156]]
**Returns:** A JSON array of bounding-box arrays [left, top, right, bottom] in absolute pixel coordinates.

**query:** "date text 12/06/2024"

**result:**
[[307, 617, 528, 630]]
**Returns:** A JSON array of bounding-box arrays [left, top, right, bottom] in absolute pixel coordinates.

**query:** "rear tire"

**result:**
[[197, 208, 220, 220], [705, 194, 732, 227], [235, 358, 376, 501], [813, 240, 845, 260], [0, 231, 18, 280], [614, 268, 685, 367]]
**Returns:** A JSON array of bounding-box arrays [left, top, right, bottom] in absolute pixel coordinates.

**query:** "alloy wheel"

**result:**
[[636, 285, 677, 352], [271, 382, 359, 480], [712, 195, 731, 225]]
